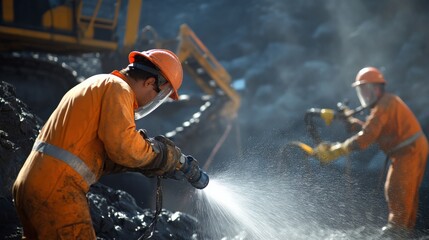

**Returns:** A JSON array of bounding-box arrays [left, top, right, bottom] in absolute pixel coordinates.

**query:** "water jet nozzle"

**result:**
[[178, 155, 209, 189]]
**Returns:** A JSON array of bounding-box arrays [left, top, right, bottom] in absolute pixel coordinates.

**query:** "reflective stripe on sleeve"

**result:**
[[32, 140, 96, 186]]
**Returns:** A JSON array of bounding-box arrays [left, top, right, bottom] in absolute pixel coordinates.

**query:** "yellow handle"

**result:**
[[320, 108, 335, 126], [289, 141, 314, 156]]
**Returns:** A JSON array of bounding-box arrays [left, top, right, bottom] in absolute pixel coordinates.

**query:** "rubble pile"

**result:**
[[0, 81, 41, 199], [0, 81, 41, 238], [89, 183, 204, 239]]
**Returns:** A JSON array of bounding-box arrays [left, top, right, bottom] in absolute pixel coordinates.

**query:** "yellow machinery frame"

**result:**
[[176, 24, 240, 119]]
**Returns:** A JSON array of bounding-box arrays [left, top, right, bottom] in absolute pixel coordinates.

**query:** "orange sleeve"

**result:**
[[97, 79, 157, 168], [346, 103, 388, 150]]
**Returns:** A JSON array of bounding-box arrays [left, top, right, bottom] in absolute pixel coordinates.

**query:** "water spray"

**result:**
[[193, 153, 388, 240]]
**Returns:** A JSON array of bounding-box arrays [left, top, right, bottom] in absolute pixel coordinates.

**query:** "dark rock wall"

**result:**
[[0, 81, 41, 199], [0, 81, 42, 238]]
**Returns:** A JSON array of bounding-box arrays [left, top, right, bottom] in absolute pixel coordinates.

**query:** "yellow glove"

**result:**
[[314, 141, 350, 164]]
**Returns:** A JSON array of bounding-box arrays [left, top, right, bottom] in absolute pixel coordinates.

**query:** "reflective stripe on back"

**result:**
[[32, 140, 96, 186], [387, 131, 423, 155]]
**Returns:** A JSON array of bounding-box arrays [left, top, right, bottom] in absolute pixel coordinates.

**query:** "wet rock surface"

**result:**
[[89, 183, 204, 240], [0, 81, 205, 239], [0, 81, 41, 199], [0, 81, 41, 238]]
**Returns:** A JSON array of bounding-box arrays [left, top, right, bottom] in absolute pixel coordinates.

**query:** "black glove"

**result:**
[[139, 135, 182, 178]]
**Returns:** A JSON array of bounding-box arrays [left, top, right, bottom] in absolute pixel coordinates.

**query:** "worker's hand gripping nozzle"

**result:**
[[176, 154, 209, 189]]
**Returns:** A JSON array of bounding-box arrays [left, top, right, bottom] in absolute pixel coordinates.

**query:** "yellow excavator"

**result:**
[[0, 0, 240, 125]]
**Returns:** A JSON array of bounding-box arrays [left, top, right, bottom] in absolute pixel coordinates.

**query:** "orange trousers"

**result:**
[[384, 136, 428, 229], [13, 152, 96, 239]]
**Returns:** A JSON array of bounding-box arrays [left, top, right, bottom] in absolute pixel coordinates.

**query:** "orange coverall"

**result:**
[[13, 71, 160, 239], [346, 93, 428, 229]]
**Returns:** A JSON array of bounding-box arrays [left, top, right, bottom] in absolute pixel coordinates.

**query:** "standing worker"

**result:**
[[314, 67, 428, 236], [13, 49, 191, 239]]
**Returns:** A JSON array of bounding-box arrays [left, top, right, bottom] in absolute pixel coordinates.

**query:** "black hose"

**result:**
[[304, 104, 370, 144], [139, 176, 163, 240]]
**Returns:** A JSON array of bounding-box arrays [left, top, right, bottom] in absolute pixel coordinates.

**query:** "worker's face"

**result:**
[[355, 83, 380, 107], [134, 77, 159, 107], [133, 79, 174, 120]]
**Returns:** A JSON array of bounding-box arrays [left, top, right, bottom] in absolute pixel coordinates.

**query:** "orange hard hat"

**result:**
[[352, 67, 386, 87], [129, 49, 183, 100]]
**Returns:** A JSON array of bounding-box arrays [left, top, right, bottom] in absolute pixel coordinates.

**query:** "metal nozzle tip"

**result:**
[[191, 171, 209, 189]]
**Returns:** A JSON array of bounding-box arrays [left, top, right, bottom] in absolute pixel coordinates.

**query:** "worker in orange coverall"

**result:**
[[314, 67, 428, 236], [13, 49, 186, 239]]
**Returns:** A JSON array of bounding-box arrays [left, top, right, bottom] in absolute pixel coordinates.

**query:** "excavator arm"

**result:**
[[0, 1, 241, 162], [175, 24, 240, 120]]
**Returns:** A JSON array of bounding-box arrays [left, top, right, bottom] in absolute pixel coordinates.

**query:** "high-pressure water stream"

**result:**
[[192, 154, 388, 240]]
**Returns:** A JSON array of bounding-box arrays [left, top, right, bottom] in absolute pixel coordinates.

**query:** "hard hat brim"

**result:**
[[352, 80, 366, 87], [352, 80, 385, 87]]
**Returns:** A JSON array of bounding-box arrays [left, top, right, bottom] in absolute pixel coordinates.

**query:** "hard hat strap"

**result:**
[[128, 63, 159, 75], [128, 63, 168, 91]]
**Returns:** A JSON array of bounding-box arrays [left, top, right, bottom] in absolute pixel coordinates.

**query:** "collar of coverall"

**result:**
[[111, 70, 139, 110], [111, 70, 173, 120]]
